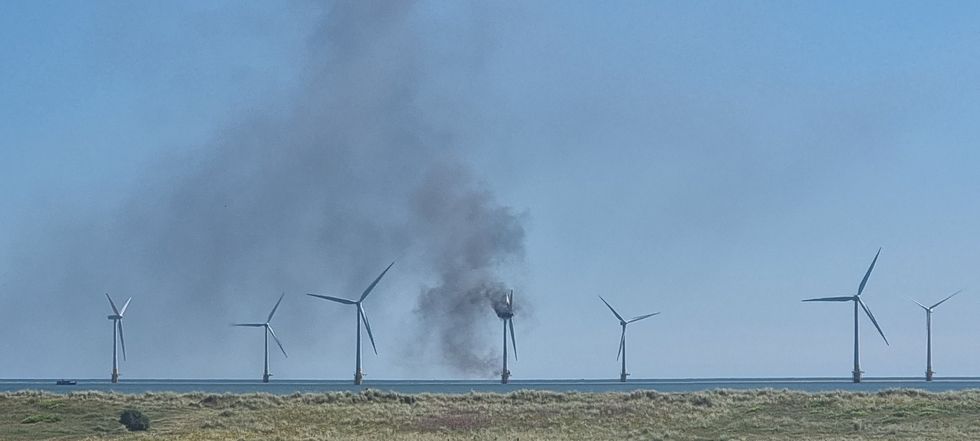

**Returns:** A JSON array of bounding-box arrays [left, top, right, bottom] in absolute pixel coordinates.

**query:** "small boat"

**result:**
[[55, 380, 77, 386]]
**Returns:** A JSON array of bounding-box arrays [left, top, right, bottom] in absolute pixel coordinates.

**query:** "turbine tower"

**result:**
[[913, 290, 962, 381], [599, 296, 659, 382], [803, 248, 889, 383], [233, 293, 288, 383], [308, 261, 394, 385], [104, 293, 131, 383], [496, 290, 518, 384]]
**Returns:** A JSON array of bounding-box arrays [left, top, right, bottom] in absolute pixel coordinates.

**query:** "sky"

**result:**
[[2, 1, 980, 381]]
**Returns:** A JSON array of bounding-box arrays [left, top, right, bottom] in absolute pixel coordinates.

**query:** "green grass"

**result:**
[[19, 414, 61, 424], [1, 388, 979, 440]]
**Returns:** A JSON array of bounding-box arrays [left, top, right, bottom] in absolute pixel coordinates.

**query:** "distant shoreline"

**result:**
[[4, 377, 980, 395]]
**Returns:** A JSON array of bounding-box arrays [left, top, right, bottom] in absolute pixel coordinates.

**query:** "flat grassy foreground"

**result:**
[[2, 389, 980, 440]]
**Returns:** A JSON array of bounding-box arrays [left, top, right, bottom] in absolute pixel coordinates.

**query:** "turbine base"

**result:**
[[354, 370, 363, 385], [620, 372, 629, 383], [852, 369, 862, 383], [926, 370, 934, 382], [501, 370, 510, 384], [111, 369, 119, 384], [263, 373, 271, 383]]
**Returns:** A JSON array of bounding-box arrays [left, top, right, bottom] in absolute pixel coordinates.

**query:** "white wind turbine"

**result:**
[[803, 248, 889, 383], [308, 261, 394, 385], [233, 293, 288, 383], [105, 293, 131, 383], [912, 290, 962, 381], [599, 296, 659, 382]]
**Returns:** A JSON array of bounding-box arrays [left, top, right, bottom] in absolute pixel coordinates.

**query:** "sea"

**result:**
[[3, 378, 980, 395]]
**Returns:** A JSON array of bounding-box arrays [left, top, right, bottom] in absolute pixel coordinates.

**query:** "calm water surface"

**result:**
[[3, 378, 980, 394]]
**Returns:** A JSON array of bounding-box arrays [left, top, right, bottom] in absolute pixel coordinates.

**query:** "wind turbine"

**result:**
[[912, 290, 962, 381], [599, 296, 659, 382], [308, 261, 394, 385], [233, 293, 288, 383], [104, 293, 131, 383], [802, 248, 888, 383], [496, 290, 518, 384]]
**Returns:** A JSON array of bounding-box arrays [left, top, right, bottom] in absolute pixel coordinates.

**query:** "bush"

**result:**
[[20, 414, 60, 424], [119, 409, 150, 431]]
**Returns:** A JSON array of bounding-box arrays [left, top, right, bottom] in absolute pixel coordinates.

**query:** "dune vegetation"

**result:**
[[1, 388, 979, 440]]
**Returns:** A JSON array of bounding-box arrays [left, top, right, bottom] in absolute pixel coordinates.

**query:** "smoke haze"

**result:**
[[411, 165, 525, 374], [5, 2, 980, 381], [0, 1, 524, 378]]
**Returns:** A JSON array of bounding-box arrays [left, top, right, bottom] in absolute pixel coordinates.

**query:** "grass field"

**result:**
[[2, 388, 979, 440]]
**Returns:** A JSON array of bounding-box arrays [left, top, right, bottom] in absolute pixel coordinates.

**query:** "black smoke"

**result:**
[[0, 1, 526, 378], [411, 166, 524, 374]]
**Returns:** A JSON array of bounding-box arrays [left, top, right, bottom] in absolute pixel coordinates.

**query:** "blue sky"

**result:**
[[2, 1, 980, 380]]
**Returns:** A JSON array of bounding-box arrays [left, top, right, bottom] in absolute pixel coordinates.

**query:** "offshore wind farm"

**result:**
[[5, 1, 980, 440], [5, 247, 974, 392]]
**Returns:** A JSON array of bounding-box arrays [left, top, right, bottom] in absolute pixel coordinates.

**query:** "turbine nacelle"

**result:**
[[105, 293, 132, 320], [912, 290, 962, 313], [494, 290, 515, 319]]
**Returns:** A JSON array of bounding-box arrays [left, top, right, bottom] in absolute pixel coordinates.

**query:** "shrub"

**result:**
[[119, 409, 150, 431], [690, 395, 713, 407], [20, 414, 60, 424]]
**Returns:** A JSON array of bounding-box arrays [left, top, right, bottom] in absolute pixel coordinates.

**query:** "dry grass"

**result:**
[[1, 388, 979, 440]]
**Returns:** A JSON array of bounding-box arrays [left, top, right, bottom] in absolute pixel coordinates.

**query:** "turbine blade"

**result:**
[[857, 247, 881, 296], [599, 296, 625, 322], [118, 321, 127, 361], [911, 299, 929, 311], [628, 312, 660, 323], [930, 290, 962, 310], [267, 325, 288, 358], [119, 297, 132, 317], [802, 296, 854, 302], [859, 298, 889, 345], [306, 293, 356, 304], [509, 318, 517, 362], [105, 293, 120, 315], [267, 292, 285, 323], [360, 306, 378, 355], [508, 290, 514, 308], [359, 261, 395, 302], [231, 323, 265, 327], [616, 328, 625, 361]]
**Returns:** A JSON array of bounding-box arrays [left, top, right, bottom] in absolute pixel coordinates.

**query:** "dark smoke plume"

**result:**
[[1, 1, 526, 378], [411, 166, 525, 374]]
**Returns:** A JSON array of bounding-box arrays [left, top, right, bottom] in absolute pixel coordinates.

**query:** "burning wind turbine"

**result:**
[[494, 290, 518, 384]]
